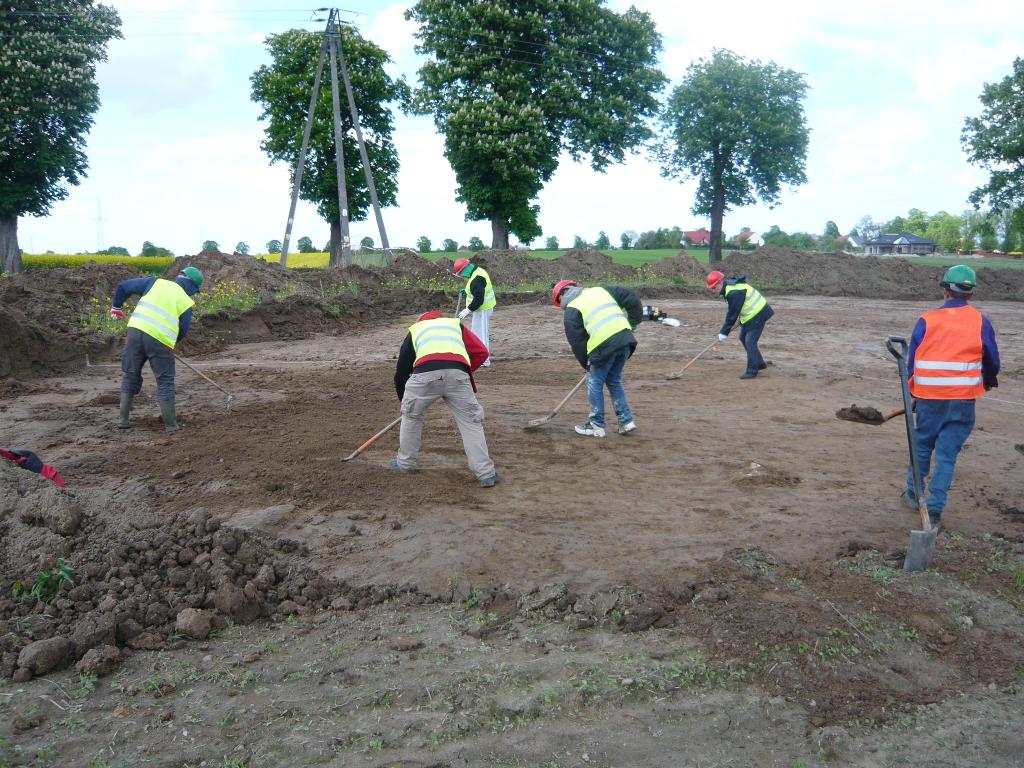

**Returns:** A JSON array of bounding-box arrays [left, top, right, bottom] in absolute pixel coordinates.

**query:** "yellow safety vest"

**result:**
[[127, 278, 195, 348], [568, 287, 632, 354], [724, 282, 767, 324], [464, 267, 496, 311], [409, 317, 470, 367]]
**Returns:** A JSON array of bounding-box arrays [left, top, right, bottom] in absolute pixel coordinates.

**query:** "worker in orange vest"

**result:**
[[902, 265, 1000, 532]]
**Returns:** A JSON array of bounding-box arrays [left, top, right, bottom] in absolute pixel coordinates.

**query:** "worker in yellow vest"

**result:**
[[706, 271, 774, 379], [453, 258, 496, 368], [109, 266, 204, 433], [552, 280, 643, 438], [389, 310, 499, 487]]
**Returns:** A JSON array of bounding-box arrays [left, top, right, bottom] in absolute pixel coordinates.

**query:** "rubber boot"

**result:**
[[118, 393, 133, 429], [158, 399, 181, 434]]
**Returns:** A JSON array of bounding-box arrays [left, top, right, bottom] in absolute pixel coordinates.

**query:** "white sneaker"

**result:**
[[617, 421, 637, 435], [574, 423, 606, 438]]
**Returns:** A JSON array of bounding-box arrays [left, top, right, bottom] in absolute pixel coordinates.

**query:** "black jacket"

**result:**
[[563, 285, 642, 369], [466, 273, 487, 311], [720, 277, 773, 336]]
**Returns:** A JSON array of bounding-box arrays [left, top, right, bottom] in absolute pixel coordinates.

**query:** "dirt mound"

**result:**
[[0, 459, 426, 681], [466, 249, 636, 287], [717, 247, 1024, 301], [171, 250, 303, 301]]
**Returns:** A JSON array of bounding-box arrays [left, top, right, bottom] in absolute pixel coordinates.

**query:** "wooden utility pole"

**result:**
[[279, 8, 392, 270]]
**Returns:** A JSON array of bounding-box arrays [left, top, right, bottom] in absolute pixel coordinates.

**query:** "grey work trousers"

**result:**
[[395, 369, 496, 480], [121, 328, 176, 401]]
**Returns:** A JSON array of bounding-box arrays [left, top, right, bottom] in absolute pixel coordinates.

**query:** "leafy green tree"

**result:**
[[251, 27, 407, 266], [962, 57, 1024, 214], [594, 231, 611, 250], [619, 232, 632, 250], [99, 246, 130, 256], [467, 236, 485, 250], [442, 238, 458, 252], [904, 208, 929, 236], [573, 235, 589, 249], [657, 49, 809, 262], [140, 241, 173, 257], [235, 242, 250, 255], [823, 221, 840, 239], [360, 236, 374, 249], [202, 240, 219, 252], [0, 2, 122, 273], [924, 211, 964, 252], [854, 215, 881, 242], [416, 235, 431, 253], [297, 236, 315, 253], [407, 0, 665, 249], [545, 236, 559, 250], [266, 239, 282, 254]]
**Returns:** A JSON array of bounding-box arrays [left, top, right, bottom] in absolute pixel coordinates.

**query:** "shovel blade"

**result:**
[[903, 529, 938, 572]]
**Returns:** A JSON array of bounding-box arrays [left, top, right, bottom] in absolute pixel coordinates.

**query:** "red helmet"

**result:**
[[452, 258, 471, 276], [552, 279, 577, 307], [416, 310, 443, 322], [706, 270, 725, 291]]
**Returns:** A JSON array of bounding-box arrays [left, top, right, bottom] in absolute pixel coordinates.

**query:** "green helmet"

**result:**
[[181, 266, 204, 289], [940, 264, 976, 291]]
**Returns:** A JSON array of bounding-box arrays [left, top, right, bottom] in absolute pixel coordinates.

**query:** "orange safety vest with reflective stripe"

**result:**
[[409, 317, 470, 367], [909, 305, 986, 400], [126, 278, 195, 349]]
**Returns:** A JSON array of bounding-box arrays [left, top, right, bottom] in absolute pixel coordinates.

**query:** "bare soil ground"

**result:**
[[2, 294, 1023, 766]]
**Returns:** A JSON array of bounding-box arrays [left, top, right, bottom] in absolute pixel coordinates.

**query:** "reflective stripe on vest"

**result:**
[[464, 267, 496, 311], [908, 304, 985, 400], [409, 317, 470, 367], [724, 282, 767, 324], [567, 287, 632, 355], [126, 278, 195, 348]]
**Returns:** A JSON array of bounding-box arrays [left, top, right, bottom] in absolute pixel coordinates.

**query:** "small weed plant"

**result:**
[[12, 559, 75, 603]]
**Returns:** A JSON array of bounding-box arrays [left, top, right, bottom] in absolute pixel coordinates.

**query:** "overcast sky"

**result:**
[[16, 0, 1023, 255]]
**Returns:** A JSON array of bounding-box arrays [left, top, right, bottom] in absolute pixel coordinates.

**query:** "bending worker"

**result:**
[[389, 310, 499, 487], [110, 266, 204, 433], [902, 265, 1000, 533], [452, 257, 496, 368], [552, 279, 642, 438], [707, 270, 774, 379]]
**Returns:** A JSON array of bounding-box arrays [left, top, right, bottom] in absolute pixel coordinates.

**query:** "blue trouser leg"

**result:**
[[738, 317, 766, 374], [605, 349, 633, 426], [121, 329, 146, 396], [905, 399, 975, 517], [585, 358, 611, 429]]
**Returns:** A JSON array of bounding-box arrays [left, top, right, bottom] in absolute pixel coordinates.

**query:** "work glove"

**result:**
[[458, 308, 471, 320], [660, 317, 681, 327], [718, 333, 728, 342], [110, 307, 127, 320]]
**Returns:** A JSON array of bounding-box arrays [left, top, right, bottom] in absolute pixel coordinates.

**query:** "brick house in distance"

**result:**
[[681, 229, 712, 247], [865, 232, 937, 255]]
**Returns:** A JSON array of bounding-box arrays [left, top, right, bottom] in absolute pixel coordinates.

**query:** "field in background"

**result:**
[[17, 249, 1024, 274]]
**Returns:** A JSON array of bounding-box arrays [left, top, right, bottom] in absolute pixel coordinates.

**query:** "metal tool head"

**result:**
[[523, 418, 549, 431], [903, 528, 938, 572], [665, 372, 682, 380]]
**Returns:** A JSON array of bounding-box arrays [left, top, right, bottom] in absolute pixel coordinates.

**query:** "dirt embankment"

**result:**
[[3, 248, 1019, 378]]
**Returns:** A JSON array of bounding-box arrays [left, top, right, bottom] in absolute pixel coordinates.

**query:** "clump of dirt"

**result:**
[[716, 247, 1024, 301], [836, 404, 887, 424], [0, 460, 426, 682]]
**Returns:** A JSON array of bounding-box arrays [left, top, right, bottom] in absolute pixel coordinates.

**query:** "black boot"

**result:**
[[118, 393, 133, 429], [158, 400, 181, 433]]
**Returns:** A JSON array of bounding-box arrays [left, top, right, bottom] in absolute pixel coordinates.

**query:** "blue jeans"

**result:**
[[905, 399, 976, 518], [586, 348, 633, 429]]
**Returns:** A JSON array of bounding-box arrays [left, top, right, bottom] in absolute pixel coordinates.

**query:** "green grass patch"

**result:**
[[888, 254, 1024, 271], [193, 280, 259, 317], [23, 253, 172, 274]]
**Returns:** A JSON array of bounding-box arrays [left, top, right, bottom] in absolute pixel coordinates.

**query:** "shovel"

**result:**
[[666, 340, 717, 380], [886, 335, 936, 572], [524, 373, 588, 430], [835, 405, 905, 425], [343, 415, 402, 462]]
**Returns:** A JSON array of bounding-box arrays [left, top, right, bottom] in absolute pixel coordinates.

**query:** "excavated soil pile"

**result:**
[[835, 404, 887, 424], [0, 460, 427, 682], [0, 263, 142, 377], [718, 247, 1024, 300], [467, 249, 636, 287]]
